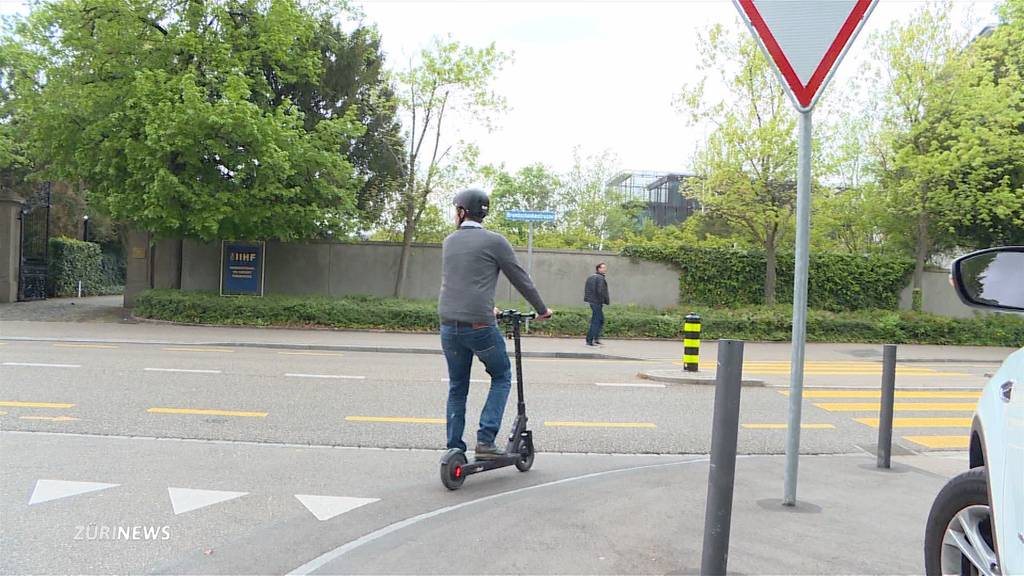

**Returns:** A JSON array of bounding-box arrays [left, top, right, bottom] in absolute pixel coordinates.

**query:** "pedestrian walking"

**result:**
[[584, 262, 609, 347]]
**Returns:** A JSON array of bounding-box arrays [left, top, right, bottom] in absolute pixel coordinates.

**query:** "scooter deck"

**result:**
[[461, 455, 519, 475]]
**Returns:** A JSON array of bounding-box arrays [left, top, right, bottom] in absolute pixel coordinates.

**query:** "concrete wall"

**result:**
[[898, 269, 985, 319], [130, 238, 1000, 319], [161, 240, 680, 309]]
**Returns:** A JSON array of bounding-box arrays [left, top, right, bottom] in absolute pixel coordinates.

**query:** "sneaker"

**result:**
[[474, 443, 506, 460], [595, 340, 604, 345]]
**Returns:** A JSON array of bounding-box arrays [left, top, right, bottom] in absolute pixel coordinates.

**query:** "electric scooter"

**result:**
[[439, 309, 537, 490]]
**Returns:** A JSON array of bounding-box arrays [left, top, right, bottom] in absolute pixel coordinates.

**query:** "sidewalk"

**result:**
[[1, 318, 1016, 364], [0, 296, 1017, 363], [290, 450, 965, 575]]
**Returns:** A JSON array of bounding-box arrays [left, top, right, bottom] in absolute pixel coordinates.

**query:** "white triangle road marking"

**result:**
[[29, 479, 119, 505], [295, 494, 380, 521], [168, 487, 248, 515]]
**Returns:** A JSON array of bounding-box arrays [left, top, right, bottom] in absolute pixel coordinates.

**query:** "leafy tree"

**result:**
[[391, 37, 509, 297], [483, 162, 561, 245], [678, 24, 798, 305], [918, 1, 1024, 247], [867, 0, 968, 288], [275, 19, 406, 229], [556, 148, 641, 251], [1, 0, 364, 242]]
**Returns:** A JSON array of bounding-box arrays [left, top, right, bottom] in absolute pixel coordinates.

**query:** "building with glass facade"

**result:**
[[607, 170, 700, 227]]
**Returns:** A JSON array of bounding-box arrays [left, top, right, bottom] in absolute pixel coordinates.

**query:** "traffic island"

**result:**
[[638, 368, 766, 387]]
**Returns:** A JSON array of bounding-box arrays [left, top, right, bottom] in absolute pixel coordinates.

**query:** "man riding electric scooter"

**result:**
[[438, 188, 552, 466]]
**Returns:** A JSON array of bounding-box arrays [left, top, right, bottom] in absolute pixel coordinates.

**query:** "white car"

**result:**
[[925, 246, 1024, 576]]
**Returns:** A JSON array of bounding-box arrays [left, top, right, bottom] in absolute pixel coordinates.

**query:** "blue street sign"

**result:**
[[505, 210, 556, 223], [221, 241, 265, 296]]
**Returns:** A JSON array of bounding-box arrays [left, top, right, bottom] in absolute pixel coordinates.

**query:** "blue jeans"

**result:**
[[441, 324, 512, 451], [587, 303, 604, 344]]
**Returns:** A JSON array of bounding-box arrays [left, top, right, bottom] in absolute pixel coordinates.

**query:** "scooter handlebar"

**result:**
[[496, 309, 537, 321]]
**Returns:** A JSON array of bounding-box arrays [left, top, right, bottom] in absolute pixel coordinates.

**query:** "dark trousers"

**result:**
[[587, 303, 604, 344]]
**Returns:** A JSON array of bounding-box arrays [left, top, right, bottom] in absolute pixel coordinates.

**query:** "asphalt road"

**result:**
[[0, 336, 996, 574], [0, 339, 992, 454]]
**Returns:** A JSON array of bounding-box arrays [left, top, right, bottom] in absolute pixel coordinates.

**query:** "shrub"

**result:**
[[48, 237, 123, 297], [621, 245, 914, 311]]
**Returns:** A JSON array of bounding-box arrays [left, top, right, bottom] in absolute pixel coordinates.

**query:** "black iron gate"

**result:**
[[18, 182, 51, 301]]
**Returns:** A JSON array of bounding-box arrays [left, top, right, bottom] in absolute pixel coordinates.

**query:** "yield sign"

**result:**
[[734, 0, 877, 111]]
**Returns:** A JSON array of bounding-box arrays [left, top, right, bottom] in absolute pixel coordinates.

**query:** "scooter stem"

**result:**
[[514, 316, 526, 416]]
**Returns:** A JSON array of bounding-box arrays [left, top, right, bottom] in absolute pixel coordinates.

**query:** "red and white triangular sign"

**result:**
[[734, 0, 877, 111]]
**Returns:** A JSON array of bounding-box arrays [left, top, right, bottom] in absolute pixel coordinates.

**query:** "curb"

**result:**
[[638, 369, 767, 387], [0, 336, 640, 361]]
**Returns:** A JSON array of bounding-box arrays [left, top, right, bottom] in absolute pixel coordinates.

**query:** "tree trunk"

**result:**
[[764, 233, 777, 306], [912, 210, 929, 291], [393, 194, 417, 298]]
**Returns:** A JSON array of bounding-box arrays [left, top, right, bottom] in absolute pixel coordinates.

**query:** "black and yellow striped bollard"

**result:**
[[683, 313, 701, 372]]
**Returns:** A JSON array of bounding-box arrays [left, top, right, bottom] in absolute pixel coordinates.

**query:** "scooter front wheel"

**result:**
[[440, 449, 468, 490], [515, 436, 535, 472]]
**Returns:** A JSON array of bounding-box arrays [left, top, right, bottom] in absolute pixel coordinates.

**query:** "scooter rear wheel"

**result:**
[[441, 450, 468, 490]]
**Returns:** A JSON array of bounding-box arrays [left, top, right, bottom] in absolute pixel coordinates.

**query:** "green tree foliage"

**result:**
[[391, 37, 509, 297], [1, 0, 365, 242], [480, 150, 644, 251], [483, 162, 561, 245], [678, 24, 798, 305], [867, 1, 968, 287], [916, 1, 1024, 247], [275, 19, 406, 229]]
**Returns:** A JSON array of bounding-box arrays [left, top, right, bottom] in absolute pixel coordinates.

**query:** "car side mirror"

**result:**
[[951, 247, 1024, 312]]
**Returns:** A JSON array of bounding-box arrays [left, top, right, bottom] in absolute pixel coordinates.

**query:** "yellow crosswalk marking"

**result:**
[[815, 402, 976, 412], [904, 435, 970, 449], [147, 407, 266, 418], [544, 421, 657, 429], [855, 417, 971, 429], [345, 416, 444, 424], [742, 423, 834, 430], [780, 390, 981, 399]]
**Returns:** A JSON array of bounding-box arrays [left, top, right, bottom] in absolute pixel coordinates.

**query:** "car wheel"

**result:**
[[924, 467, 999, 576]]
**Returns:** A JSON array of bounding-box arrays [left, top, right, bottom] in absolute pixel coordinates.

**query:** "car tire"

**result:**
[[924, 466, 998, 576]]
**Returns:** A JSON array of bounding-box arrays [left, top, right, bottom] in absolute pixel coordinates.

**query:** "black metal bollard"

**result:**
[[877, 344, 897, 469], [700, 339, 744, 576]]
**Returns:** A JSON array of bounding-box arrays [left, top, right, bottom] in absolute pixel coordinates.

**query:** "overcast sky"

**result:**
[[1, 0, 1000, 175]]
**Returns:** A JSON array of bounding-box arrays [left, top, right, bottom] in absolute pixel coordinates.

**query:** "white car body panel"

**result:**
[[978, 347, 1024, 574]]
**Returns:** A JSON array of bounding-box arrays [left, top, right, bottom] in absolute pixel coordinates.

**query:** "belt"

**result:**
[[441, 320, 494, 329]]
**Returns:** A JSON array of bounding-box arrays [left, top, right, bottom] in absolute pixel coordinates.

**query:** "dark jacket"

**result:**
[[584, 272, 610, 305]]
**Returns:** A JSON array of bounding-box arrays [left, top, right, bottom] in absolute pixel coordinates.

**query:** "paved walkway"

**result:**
[[0, 295, 129, 323]]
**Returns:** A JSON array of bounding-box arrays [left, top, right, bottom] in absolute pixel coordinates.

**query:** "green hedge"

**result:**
[[621, 245, 914, 311], [133, 290, 1024, 347], [48, 237, 123, 297]]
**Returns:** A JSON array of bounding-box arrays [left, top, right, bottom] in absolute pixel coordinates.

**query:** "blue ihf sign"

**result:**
[[220, 241, 265, 296], [505, 210, 556, 223]]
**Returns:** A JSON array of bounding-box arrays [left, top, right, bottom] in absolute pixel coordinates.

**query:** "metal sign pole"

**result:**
[[527, 221, 534, 278], [783, 110, 812, 506], [526, 221, 534, 332]]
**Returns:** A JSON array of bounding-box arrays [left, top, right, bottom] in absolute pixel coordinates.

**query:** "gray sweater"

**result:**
[[438, 226, 547, 324]]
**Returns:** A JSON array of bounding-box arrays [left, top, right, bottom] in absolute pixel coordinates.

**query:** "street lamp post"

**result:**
[[82, 215, 89, 242]]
